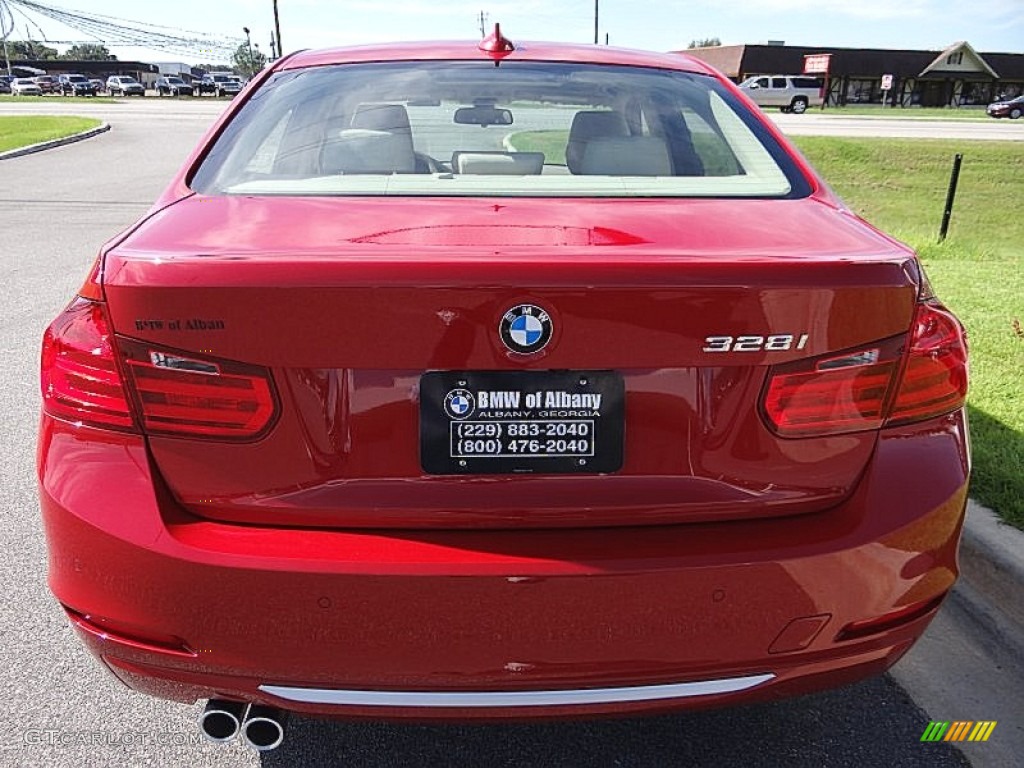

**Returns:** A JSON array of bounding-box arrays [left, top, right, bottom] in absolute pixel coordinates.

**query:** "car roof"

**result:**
[[280, 40, 715, 76]]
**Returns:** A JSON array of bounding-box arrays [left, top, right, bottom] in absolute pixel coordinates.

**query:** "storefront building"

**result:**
[[683, 41, 1024, 107]]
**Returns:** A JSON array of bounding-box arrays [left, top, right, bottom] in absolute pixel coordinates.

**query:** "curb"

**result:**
[[958, 499, 1024, 639], [0, 121, 110, 160]]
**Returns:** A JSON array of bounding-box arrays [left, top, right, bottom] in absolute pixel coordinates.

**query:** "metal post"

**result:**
[[593, 0, 598, 44], [273, 0, 282, 56], [939, 153, 963, 242]]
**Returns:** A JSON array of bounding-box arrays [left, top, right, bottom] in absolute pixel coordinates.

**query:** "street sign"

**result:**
[[804, 54, 831, 74], [881, 73, 894, 90]]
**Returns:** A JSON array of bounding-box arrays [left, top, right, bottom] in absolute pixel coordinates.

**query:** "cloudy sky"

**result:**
[[1, 0, 1021, 64]]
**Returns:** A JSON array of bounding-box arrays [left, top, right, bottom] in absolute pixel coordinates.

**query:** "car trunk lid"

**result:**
[[101, 195, 919, 529]]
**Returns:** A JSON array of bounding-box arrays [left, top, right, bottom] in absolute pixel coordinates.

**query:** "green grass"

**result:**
[[508, 130, 568, 164], [0, 115, 102, 152], [794, 137, 1024, 528]]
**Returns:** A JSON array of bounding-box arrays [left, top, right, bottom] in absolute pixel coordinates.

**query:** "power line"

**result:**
[[2, 0, 242, 60]]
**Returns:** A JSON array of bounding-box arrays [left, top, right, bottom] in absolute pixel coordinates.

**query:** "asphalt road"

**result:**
[[0, 98, 1011, 767], [770, 112, 1024, 140]]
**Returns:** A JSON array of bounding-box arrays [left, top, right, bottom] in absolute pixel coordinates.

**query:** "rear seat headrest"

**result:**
[[322, 129, 416, 174], [566, 111, 629, 173], [578, 136, 672, 176]]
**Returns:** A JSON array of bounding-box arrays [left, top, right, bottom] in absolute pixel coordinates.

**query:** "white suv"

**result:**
[[106, 76, 145, 97], [738, 75, 823, 114]]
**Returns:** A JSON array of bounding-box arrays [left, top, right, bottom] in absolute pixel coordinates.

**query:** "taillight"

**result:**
[[887, 301, 968, 425], [119, 339, 277, 440], [762, 301, 967, 438], [41, 298, 135, 430]]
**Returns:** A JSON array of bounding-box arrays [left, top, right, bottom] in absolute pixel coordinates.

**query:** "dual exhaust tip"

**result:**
[[200, 700, 287, 751]]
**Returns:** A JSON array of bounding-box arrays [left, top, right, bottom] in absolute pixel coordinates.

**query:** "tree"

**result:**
[[232, 42, 267, 78], [61, 44, 116, 61], [687, 38, 721, 49], [6, 40, 59, 60]]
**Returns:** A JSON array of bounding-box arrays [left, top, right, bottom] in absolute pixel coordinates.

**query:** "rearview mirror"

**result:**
[[454, 106, 513, 126]]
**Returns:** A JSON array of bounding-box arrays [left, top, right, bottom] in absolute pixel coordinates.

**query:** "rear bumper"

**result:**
[[38, 411, 969, 719]]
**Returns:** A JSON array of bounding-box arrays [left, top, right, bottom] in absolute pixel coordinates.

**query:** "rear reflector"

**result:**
[[41, 298, 135, 431], [119, 339, 277, 440], [836, 595, 946, 641]]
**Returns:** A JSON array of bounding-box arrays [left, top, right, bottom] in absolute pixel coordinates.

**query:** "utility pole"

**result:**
[[243, 26, 254, 77], [272, 0, 282, 56], [270, 31, 277, 60], [478, 10, 488, 38], [593, 0, 598, 44], [0, 0, 12, 76]]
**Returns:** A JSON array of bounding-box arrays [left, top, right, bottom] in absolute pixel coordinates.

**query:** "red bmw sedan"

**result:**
[[38, 29, 969, 752]]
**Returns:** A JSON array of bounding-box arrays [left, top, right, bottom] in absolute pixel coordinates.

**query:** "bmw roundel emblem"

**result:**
[[499, 304, 553, 354], [444, 389, 476, 420]]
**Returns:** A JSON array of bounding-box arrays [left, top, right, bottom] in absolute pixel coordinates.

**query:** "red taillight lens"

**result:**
[[762, 301, 967, 438], [763, 346, 900, 438], [886, 301, 968, 425], [41, 298, 135, 430], [119, 340, 277, 440]]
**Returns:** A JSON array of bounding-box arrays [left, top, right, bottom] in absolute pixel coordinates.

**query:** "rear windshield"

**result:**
[[191, 61, 810, 198]]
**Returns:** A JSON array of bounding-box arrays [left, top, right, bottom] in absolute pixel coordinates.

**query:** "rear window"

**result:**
[[191, 61, 810, 199]]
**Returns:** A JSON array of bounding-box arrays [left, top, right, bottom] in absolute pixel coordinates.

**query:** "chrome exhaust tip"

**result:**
[[199, 699, 248, 743], [241, 704, 287, 751]]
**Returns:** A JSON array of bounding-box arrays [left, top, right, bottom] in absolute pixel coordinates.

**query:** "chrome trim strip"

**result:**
[[259, 673, 774, 708]]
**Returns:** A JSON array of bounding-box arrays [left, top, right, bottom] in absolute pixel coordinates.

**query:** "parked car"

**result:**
[[38, 33, 969, 753], [155, 76, 194, 96], [89, 78, 106, 94], [58, 73, 98, 97], [11, 77, 42, 96], [738, 74, 824, 113], [986, 94, 1024, 119], [33, 74, 59, 94], [106, 75, 145, 96], [197, 72, 242, 97], [0, 75, 13, 94]]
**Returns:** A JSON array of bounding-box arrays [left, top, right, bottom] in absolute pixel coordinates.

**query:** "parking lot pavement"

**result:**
[[0, 100, 1015, 767]]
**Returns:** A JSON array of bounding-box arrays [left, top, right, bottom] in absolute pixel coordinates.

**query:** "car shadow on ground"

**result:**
[[261, 676, 969, 767], [966, 405, 1023, 529]]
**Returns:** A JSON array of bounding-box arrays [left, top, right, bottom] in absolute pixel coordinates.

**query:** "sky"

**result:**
[[1, 0, 1021, 65]]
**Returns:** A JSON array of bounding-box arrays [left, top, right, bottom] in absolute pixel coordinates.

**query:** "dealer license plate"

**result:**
[[420, 371, 624, 474]]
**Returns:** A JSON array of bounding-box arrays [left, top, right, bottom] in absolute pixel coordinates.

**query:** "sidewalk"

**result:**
[[889, 500, 1024, 768]]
